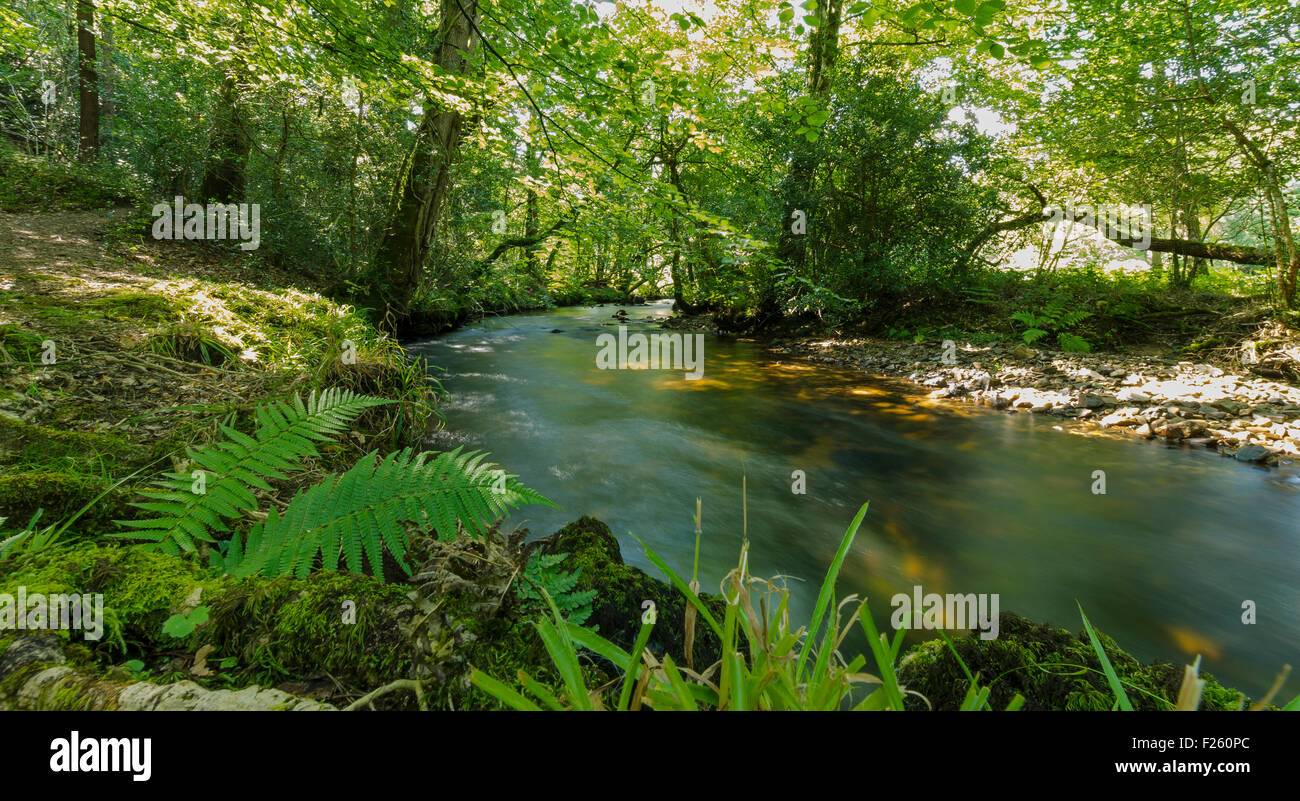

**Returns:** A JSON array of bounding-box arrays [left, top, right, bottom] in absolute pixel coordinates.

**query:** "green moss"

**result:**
[[0, 417, 135, 473], [895, 612, 1245, 711], [205, 571, 412, 690], [1, 542, 422, 693], [0, 472, 130, 535], [88, 291, 179, 323], [0, 660, 51, 704], [92, 549, 226, 643]]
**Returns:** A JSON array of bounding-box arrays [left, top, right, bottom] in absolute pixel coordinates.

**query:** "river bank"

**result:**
[[655, 308, 1300, 468], [1, 513, 1261, 711], [774, 336, 1300, 468]]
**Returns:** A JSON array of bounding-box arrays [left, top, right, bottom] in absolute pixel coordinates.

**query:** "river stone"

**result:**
[[1233, 445, 1271, 462], [1099, 408, 1140, 427], [1116, 388, 1151, 403], [1215, 399, 1244, 415], [0, 635, 66, 681], [117, 678, 335, 711]]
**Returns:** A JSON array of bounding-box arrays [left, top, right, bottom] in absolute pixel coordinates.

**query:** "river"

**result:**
[[408, 300, 1300, 701]]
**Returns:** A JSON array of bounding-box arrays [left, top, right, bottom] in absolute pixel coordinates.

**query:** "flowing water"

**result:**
[[409, 300, 1300, 700]]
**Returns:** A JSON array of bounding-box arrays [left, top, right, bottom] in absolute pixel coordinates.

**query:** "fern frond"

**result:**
[[224, 447, 556, 579], [115, 389, 391, 554], [1009, 311, 1039, 329]]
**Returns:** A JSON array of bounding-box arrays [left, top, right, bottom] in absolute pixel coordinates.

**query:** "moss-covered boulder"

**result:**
[[0, 542, 413, 698], [896, 612, 1244, 711], [539, 516, 726, 670]]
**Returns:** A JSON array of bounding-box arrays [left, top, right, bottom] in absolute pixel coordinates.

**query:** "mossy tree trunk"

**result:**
[[370, 0, 481, 325]]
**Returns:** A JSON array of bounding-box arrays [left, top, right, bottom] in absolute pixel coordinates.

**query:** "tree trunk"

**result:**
[[965, 203, 1279, 270], [199, 65, 250, 203], [775, 0, 843, 266], [770, 0, 843, 315], [371, 0, 480, 323], [75, 0, 98, 162], [1222, 121, 1299, 304], [665, 150, 696, 313], [524, 141, 540, 281]]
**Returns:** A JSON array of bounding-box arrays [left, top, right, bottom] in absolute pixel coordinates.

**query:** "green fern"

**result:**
[[516, 551, 596, 626], [115, 388, 390, 554], [1057, 332, 1093, 353], [221, 447, 556, 580]]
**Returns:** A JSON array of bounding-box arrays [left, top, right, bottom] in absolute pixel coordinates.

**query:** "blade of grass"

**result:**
[[468, 669, 543, 711], [858, 599, 906, 710], [797, 501, 868, 681], [617, 617, 655, 711], [535, 618, 592, 711], [1077, 602, 1134, 711], [634, 535, 723, 639]]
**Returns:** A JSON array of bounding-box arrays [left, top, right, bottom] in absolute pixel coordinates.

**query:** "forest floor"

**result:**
[[0, 208, 457, 710], [2, 209, 321, 444], [0, 208, 423, 496]]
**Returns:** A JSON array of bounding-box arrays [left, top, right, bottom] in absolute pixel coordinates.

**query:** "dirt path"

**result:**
[[0, 210, 302, 447]]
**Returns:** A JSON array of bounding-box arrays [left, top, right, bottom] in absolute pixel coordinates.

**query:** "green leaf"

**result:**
[[162, 613, 195, 639], [469, 669, 543, 711]]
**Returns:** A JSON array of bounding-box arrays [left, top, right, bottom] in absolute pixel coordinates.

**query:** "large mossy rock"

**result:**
[[0, 542, 415, 696], [896, 612, 1244, 711], [539, 516, 726, 670]]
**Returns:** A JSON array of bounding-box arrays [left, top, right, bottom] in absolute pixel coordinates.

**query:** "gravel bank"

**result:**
[[773, 336, 1300, 468]]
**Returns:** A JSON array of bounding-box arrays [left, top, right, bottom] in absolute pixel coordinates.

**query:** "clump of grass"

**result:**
[[0, 323, 48, 364], [147, 318, 238, 366], [472, 501, 1019, 711]]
